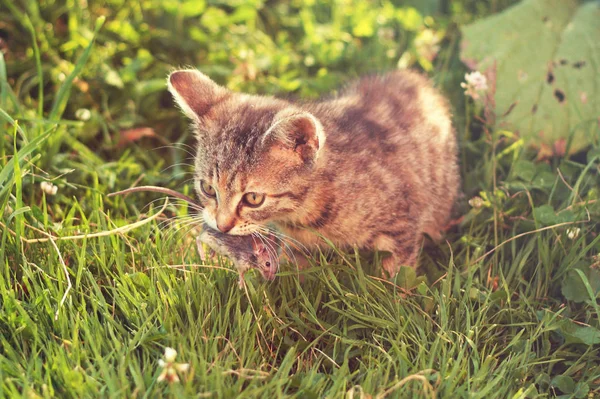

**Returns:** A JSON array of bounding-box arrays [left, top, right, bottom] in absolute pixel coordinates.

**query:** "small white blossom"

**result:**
[[164, 347, 177, 363], [465, 71, 488, 91], [461, 71, 488, 100], [40, 182, 58, 196], [592, 253, 600, 268], [75, 108, 92, 121], [468, 196, 484, 209], [566, 228, 580, 240], [157, 347, 189, 383], [304, 55, 315, 67]]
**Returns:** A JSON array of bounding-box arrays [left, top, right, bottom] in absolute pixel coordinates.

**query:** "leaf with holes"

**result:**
[[460, 0, 600, 155]]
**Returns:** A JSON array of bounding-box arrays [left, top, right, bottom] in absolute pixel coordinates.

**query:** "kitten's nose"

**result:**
[[216, 217, 236, 233]]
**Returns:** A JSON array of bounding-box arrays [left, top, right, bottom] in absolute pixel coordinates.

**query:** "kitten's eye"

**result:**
[[243, 192, 265, 208], [200, 180, 216, 198]]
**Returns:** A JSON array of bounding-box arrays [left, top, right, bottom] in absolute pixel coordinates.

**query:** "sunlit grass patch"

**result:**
[[1, 0, 600, 397]]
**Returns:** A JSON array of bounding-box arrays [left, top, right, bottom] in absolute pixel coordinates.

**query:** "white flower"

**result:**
[[40, 182, 58, 196], [304, 55, 315, 67], [164, 347, 177, 363], [461, 71, 488, 100], [75, 108, 92, 121], [465, 71, 488, 90], [157, 347, 189, 383], [566, 228, 580, 240], [592, 253, 600, 268], [468, 196, 484, 209]]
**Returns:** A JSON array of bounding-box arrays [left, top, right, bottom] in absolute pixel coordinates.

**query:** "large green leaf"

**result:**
[[460, 0, 600, 154]]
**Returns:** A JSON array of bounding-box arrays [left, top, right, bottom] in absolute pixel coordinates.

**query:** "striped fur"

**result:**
[[168, 69, 459, 276]]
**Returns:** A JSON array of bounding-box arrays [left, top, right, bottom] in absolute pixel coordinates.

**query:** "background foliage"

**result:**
[[1, 0, 599, 397], [461, 0, 600, 155]]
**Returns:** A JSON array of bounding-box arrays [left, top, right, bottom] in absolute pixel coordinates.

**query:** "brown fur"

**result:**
[[168, 69, 459, 276]]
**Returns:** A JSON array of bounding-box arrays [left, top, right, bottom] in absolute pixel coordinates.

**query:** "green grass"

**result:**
[[1, 0, 600, 397]]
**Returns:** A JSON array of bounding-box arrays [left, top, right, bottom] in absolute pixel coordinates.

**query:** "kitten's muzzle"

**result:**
[[216, 218, 236, 233]]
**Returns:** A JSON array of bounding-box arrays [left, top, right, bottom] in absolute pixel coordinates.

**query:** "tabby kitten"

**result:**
[[168, 69, 459, 276]]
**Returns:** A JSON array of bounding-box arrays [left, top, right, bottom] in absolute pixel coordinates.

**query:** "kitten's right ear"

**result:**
[[167, 69, 229, 124], [261, 110, 326, 165]]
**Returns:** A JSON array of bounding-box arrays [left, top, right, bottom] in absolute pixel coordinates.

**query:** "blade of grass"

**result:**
[[0, 108, 27, 141], [11, 122, 23, 254], [0, 122, 52, 201], [25, 16, 44, 120], [0, 52, 21, 117]]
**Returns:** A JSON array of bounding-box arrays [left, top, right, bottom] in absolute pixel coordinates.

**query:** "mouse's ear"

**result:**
[[250, 237, 268, 256], [167, 69, 230, 127]]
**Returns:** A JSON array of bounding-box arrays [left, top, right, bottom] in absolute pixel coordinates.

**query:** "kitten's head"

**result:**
[[168, 69, 326, 235]]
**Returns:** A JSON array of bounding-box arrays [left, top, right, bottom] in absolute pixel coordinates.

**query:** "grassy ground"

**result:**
[[1, 0, 600, 397]]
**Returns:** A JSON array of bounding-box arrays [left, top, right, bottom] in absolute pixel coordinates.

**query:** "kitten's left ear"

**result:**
[[167, 69, 229, 126], [262, 111, 326, 164]]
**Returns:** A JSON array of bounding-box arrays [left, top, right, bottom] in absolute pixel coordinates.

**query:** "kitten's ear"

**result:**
[[167, 69, 229, 124], [262, 111, 326, 164]]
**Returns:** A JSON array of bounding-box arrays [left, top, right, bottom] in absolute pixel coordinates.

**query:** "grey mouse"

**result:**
[[197, 224, 280, 287]]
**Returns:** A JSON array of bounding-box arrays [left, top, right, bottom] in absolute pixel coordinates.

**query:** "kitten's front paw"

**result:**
[[283, 250, 311, 282], [382, 256, 400, 278], [196, 236, 216, 262], [238, 272, 246, 289]]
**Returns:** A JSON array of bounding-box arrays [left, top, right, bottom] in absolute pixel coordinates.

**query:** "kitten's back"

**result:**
[[299, 70, 459, 248]]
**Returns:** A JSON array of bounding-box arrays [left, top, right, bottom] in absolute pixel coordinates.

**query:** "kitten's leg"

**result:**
[[280, 247, 310, 269], [422, 225, 443, 245], [196, 236, 207, 261], [294, 251, 312, 270], [281, 249, 311, 282], [238, 272, 246, 290], [196, 236, 216, 262], [373, 233, 420, 277]]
